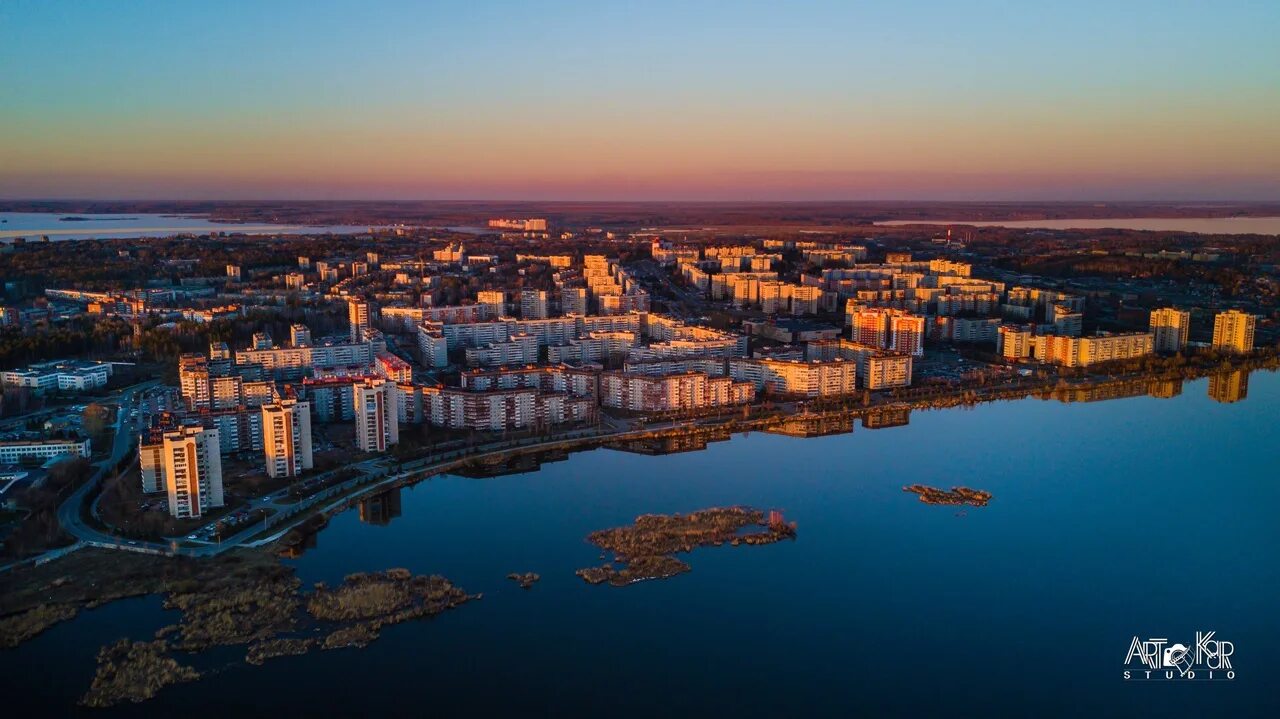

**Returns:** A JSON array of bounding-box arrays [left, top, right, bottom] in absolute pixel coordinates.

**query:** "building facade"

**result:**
[[162, 426, 224, 519], [354, 379, 399, 452], [262, 399, 313, 478], [1149, 308, 1191, 353], [1211, 310, 1256, 353]]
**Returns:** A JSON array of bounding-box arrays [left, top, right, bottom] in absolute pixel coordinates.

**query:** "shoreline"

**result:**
[[4, 351, 1274, 573], [256, 351, 1279, 555]]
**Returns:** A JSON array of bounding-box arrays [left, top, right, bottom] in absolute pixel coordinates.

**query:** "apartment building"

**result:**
[[290, 324, 312, 348], [1149, 308, 1191, 353], [465, 334, 540, 367], [162, 425, 224, 519], [997, 325, 1033, 360], [416, 324, 449, 368], [354, 379, 399, 452], [1033, 332, 1154, 367], [728, 358, 858, 397], [599, 371, 754, 412], [1212, 310, 1256, 353], [520, 289, 549, 319], [559, 287, 588, 316], [348, 299, 371, 343], [477, 290, 506, 318], [823, 341, 913, 390], [262, 399, 313, 479]]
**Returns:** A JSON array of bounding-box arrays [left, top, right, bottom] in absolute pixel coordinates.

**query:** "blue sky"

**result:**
[[2, 1, 1277, 199]]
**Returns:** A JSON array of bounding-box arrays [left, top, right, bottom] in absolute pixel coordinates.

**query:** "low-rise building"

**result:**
[[0, 437, 92, 464], [1, 360, 112, 393]]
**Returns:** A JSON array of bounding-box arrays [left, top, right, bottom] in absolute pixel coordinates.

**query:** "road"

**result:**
[[53, 381, 167, 555]]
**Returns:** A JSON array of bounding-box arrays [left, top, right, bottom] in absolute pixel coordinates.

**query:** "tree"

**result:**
[[82, 403, 114, 445]]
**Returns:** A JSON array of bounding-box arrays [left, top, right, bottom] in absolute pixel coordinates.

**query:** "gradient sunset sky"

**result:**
[[2, 1, 1278, 201]]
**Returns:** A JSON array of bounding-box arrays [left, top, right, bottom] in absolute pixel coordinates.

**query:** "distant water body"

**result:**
[[0, 212, 375, 241], [877, 217, 1280, 234], [5, 371, 1277, 716]]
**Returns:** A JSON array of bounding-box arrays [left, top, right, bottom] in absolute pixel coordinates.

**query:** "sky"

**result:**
[[1, 0, 1278, 201]]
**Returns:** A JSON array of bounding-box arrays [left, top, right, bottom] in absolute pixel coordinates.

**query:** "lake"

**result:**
[[877, 217, 1280, 234], [0, 212, 376, 241], [3, 371, 1278, 717]]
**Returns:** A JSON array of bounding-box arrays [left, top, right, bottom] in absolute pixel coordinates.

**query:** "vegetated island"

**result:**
[[0, 550, 475, 709], [576, 506, 796, 587], [904, 485, 993, 507], [507, 572, 540, 589]]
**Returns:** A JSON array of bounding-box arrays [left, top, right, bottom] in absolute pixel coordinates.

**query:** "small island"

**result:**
[[58, 215, 137, 222], [903, 485, 993, 507], [576, 507, 797, 587], [507, 572, 541, 589]]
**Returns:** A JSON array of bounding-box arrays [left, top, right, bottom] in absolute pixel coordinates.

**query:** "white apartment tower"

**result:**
[[354, 379, 399, 452], [561, 287, 588, 316], [349, 299, 371, 343], [1149, 308, 1190, 353], [262, 399, 313, 478], [163, 426, 224, 519], [290, 323, 312, 348], [520, 289, 549, 319]]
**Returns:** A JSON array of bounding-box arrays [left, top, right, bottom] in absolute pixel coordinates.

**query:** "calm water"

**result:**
[[878, 217, 1280, 234], [3, 372, 1278, 717], [0, 212, 375, 241]]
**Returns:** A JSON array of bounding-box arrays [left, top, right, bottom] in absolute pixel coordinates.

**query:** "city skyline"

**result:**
[[3, 1, 1278, 201]]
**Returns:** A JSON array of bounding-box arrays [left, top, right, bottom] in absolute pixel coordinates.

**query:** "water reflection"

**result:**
[[1208, 370, 1249, 404], [1048, 377, 1185, 403], [863, 406, 911, 429], [359, 488, 403, 526]]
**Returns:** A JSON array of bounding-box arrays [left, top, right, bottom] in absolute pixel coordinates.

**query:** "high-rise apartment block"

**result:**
[[354, 379, 398, 452], [262, 399, 313, 478], [850, 308, 890, 347], [560, 287, 588, 316], [162, 426, 223, 519], [1149, 308, 1190, 353], [850, 308, 924, 356], [477, 290, 506, 319], [889, 313, 925, 356], [290, 324, 312, 348], [520, 289, 549, 319], [349, 299, 371, 343], [997, 325, 1033, 360], [1211, 310, 1255, 354]]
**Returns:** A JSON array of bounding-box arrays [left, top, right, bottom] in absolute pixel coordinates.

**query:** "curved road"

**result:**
[[54, 382, 168, 554]]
